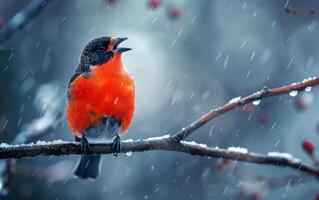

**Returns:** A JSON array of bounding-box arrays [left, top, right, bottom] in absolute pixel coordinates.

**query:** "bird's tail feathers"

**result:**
[[74, 155, 101, 179]]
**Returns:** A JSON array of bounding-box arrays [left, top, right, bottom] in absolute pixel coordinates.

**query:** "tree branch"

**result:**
[[0, 0, 50, 44], [172, 77, 319, 141], [0, 138, 318, 176], [0, 76, 318, 186], [285, 6, 319, 16]]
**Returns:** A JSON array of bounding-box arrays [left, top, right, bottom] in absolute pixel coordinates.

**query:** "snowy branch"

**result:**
[[172, 77, 319, 141], [0, 0, 50, 44], [0, 138, 318, 176], [0, 76, 318, 187]]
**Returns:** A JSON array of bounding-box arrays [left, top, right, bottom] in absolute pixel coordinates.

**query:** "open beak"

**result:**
[[113, 37, 132, 54]]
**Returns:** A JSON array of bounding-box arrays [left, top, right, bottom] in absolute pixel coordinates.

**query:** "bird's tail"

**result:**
[[74, 155, 101, 179]]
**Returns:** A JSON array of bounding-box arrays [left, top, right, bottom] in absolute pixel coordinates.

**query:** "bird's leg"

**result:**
[[112, 134, 121, 157], [74, 136, 81, 142], [75, 135, 92, 154]]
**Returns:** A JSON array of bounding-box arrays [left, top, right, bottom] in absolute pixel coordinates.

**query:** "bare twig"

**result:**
[[285, 6, 319, 16], [0, 138, 318, 176], [172, 77, 319, 141], [0, 0, 50, 44]]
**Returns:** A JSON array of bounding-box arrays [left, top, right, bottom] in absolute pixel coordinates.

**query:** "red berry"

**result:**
[[149, 0, 160, 9], [213, 159, 231, 171], [295, 93, 313, 110], [106, 0, 117, 5], [315, 193, 319, 200], [169, 7, 181, 20], [259, 113, 269, 125], [302, 140, 314, 154], [0, 16, 5, 28]]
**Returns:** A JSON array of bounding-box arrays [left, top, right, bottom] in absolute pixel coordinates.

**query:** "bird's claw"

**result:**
[[112, 135, 121, 157], [80, 136, 92, 154]]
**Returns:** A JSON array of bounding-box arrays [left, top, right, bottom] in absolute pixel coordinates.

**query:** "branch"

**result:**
[[0, 76, 318, 188], [285, 6, 319, 16], [0, 0, 50, 44], [172, 77, 319, 141], [0, 138, 318, 176]]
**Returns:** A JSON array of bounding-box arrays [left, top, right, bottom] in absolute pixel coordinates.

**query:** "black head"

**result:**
[[68, 37, 131, 89], [80, 36, 131, 66]]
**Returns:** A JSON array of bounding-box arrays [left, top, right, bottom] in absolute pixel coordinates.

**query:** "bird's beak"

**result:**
[[113, 37, 132, 54]]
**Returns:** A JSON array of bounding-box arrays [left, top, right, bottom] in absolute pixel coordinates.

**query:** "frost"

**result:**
[[2, 140, 69, 148], [228, 146, 248, 154], [302, 77, 316, 83], [267, 152, 293, 160], [181, 141, 208, 148], [0, 143, 10, 148], [123, 139, 134, 143], [229, 96, 241, 104], [34, 140, 67, 146], [143, 134, 170, 141], [36, 140, 48, 145]]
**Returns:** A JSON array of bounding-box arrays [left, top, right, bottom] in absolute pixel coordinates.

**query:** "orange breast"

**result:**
[[66, 55, 135, 137]]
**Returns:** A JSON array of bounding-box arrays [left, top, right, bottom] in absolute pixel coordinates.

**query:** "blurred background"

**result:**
[[0, 0, 319, 199]]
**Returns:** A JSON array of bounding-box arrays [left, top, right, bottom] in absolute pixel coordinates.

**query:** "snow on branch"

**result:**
[[172, 77, 319, 141], [0, 138, 318, 176], [0, 0, 50, 44], [0, 76, 318, 183]]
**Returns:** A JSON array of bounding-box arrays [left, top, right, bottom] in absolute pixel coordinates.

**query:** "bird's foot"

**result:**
[[112, 135, 121, 157], [79, 136, 92, 154]]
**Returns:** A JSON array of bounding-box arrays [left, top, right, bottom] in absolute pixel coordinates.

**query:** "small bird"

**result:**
[[66, 36, 135, 179]]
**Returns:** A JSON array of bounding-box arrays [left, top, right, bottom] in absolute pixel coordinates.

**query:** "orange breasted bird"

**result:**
[[66, 36, 135, 179]]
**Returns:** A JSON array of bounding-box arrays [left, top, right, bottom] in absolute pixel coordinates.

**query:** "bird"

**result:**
[[66, 36, 135, 179]]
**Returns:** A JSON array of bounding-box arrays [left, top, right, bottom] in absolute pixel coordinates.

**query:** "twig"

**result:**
[[172, 77, 319, 141], [285, 6, 319, 16], [0, 138, 318, 176], [0, 0, 50, 44]]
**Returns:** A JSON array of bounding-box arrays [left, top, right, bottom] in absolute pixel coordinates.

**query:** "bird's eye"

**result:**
[[97, 46, 105, 51]]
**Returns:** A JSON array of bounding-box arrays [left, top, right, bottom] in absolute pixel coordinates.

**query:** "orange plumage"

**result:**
[[67, 53, 135, 138]]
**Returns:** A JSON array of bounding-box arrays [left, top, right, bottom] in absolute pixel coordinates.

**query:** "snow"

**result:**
[[181, 140, 208, 148], [302, 77, 317, 83], [0, 140, 68, 149], [123, 139, 134, 143], [229, 96, 241, 104], [143, 134, 170, 141], [35, 139, 66, 145], [267, 152, 293, 160], [227, 146, 248, 154], [0, 143, 10, 148]]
